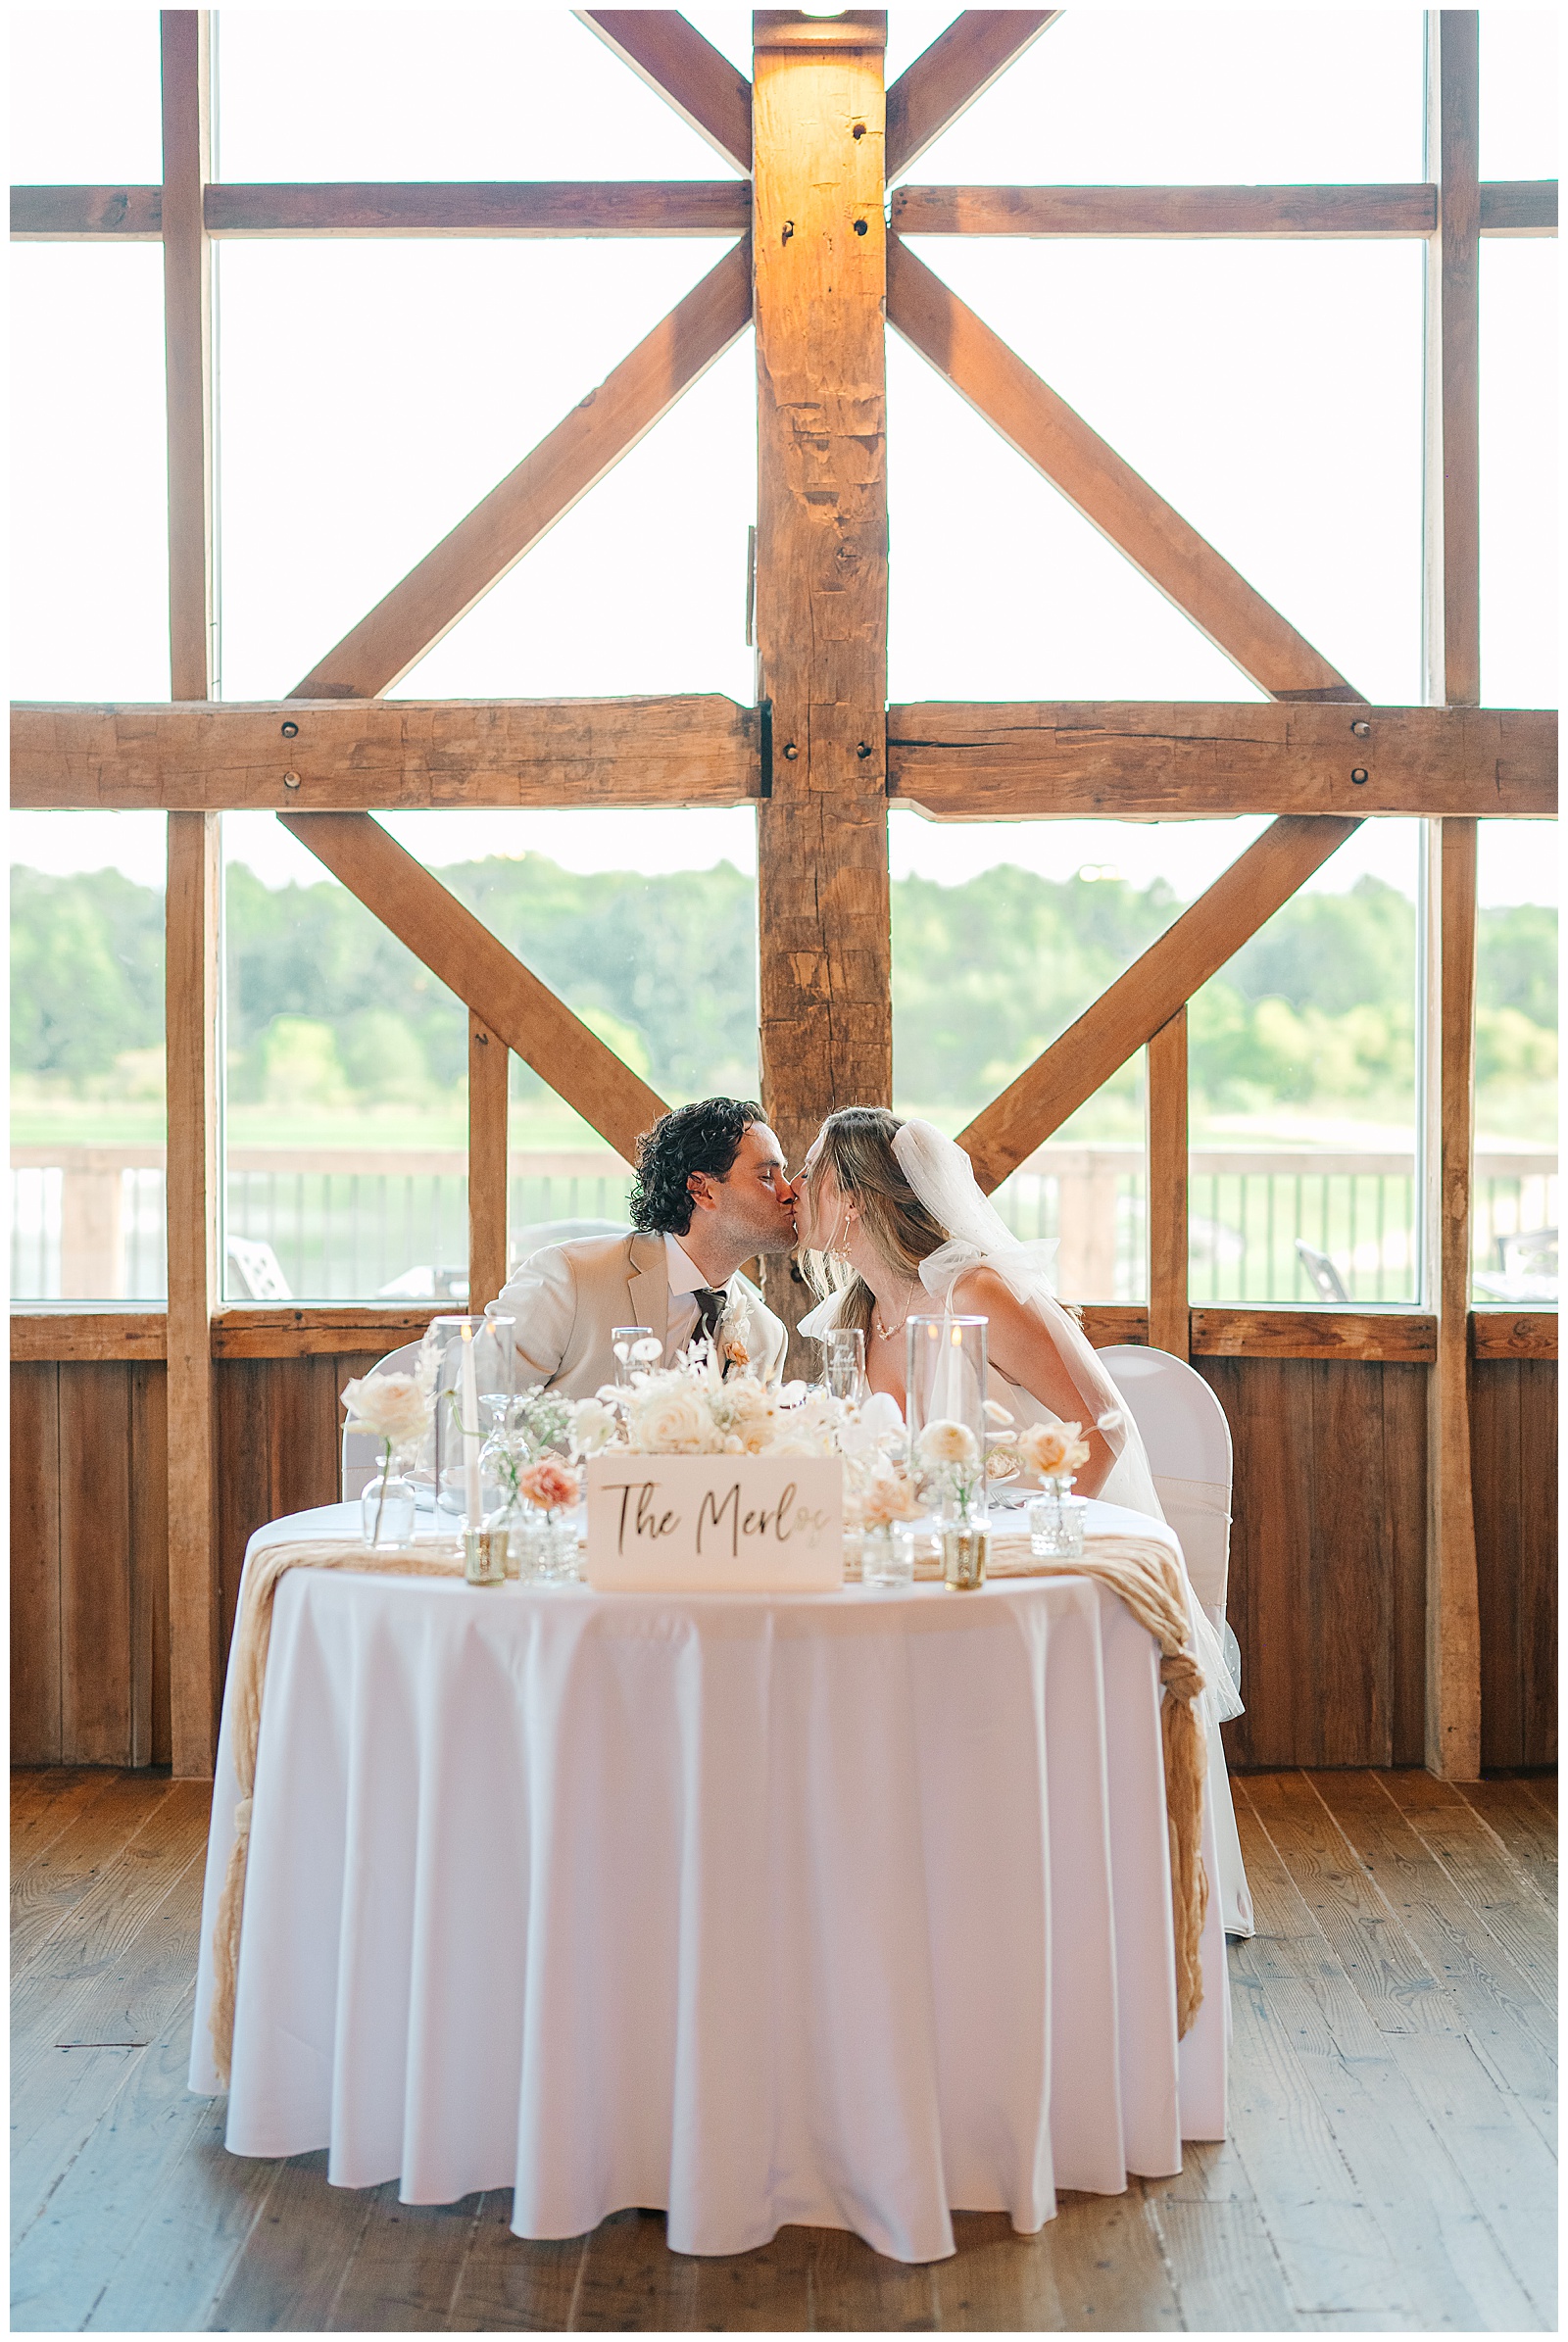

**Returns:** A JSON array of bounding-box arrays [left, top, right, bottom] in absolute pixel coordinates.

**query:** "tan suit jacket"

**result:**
[[488, 1229, 788, 1400]]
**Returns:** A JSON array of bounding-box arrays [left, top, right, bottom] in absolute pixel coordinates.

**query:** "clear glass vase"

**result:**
[[427, 1314, 515, 1533], [1028, 1476, 1088, 1559], [361, 1467, 416, 1549], [518, 1510, 579, 1584]]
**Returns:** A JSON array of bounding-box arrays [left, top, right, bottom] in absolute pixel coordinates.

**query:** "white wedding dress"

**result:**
[[800, 1118, 1254, 1939]]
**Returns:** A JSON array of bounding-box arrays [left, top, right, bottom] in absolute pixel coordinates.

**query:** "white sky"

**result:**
[[7, 4, 1559, 909]]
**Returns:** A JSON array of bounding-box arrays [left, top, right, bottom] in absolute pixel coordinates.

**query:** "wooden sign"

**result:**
[[583, 1455, 842, 1591]]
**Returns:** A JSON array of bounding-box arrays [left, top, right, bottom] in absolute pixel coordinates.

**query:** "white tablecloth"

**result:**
[[191, 1500, 1227, 2264]]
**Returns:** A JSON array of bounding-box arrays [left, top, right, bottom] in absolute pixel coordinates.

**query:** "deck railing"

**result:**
[[11, 1143, 1557, 1310]]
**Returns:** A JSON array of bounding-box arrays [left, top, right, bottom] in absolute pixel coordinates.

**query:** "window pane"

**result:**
[[890, 815, 1279, 1303], [910, 12, 1423, 184], [221, 811, 760, 1302], [1188, 821, 1422, 1306], [1472, 823, 1557, 1309], [1481, 243, 1556, 708], [12, 248, 170, 701], [10, 813, 168, 1303], [216, 11, 737, 181], [890, 241, 1422, 704], [216, 242, 750, 701], [9, 10, 162, 183], [1480, 10, 1558, 179]]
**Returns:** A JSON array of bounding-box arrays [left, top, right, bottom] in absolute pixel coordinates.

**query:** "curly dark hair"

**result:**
[[629, 1098, 766, 1236]]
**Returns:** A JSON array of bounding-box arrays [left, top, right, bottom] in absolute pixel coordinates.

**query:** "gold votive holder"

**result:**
[[465, 1527, 509, 1586], [941, 1521, 989, 1591]]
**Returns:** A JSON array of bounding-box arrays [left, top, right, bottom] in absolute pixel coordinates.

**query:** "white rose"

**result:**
[[341, 1373, 430, 1451], [568, 1396, 619, 1458], [629, 1386, 712, 1455], [916, 1418, 978, 1467]]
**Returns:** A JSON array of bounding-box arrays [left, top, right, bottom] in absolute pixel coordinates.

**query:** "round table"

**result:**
[[190, 1501, 1227, 2265]]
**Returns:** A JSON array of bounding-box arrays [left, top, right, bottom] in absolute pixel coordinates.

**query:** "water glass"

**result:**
[[823, 1326, 866, 1401], [612, 1325, 661, 1386], [862, 1522, 915, 1588]]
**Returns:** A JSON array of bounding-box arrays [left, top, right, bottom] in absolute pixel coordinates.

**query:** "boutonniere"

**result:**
[[720, 1295, 753, 1370]]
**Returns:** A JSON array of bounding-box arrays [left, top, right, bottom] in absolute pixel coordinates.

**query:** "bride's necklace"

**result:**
[[872, 1286, 919, 1342]]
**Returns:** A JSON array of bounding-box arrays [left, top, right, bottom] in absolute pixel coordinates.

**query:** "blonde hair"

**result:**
[[801, 1107, 950, 1340]]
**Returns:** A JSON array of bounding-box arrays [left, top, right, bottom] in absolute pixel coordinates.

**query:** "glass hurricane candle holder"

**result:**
[[906, 1314, 990, 1528], [429, 1315, 515, 1533]]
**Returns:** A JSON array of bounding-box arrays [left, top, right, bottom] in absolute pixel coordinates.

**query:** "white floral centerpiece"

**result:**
[[340, 1369, 433, 1547]]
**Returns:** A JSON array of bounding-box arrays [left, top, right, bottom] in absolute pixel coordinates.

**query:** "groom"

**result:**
[[489, 1098, 794, 1399]]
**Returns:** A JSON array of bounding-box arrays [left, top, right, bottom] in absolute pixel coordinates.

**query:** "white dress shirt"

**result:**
[[662, 1233, 711, 1359]]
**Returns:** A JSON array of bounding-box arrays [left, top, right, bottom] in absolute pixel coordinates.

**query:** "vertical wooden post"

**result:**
[[467, 1014, 511, 1314], [1147, 1008, 1190, 1359], [1422, 9, 1483, 1781], [752, 9, 891, 1361], [162, 10, 220, 1778]]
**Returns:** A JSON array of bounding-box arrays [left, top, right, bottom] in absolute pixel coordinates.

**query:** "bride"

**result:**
[[794, 1106, 1253, 1937]]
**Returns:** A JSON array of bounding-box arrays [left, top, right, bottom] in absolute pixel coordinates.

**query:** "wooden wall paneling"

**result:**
[[1384, 1363, 1431, 1767], [753, 12, 892, 1360], [290, 244, 753, 700], [1515, 1361, 1557, 1768], [468, 1016, 510, 1314], [574, 12, 753, 171], [886, 235, 1361, 704], [279, 812, 665, 1161], [883, 12, 1060, 178], [1207, 1358, 1314, 1770], [11, 1363, 63, 1764], [958, 816, 1361, 1192], [1146, 1008, 1189, 1359], [1470, 1356, 1522, 1768], [56, 1365, 133, 1766], [1308, 1360, 1394, 1767], [130, 1363, 171, 1770]]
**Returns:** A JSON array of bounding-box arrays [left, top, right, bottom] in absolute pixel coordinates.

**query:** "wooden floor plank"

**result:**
[[1143, 2196, 1298, 2331], [10, 1774, 176, 1975], [10, 1770, 107, 1874], [1025, 2192, 1182, 2332], [569, 2208, 702, 2331], [689, 2223, 813, 2330], [930, 2211, 1065, 2330], [1238, 1790, 1550, 2331], [207, 2150, 381, 2332], [10, 2043, 146, 2255], [1343, 1771, 1555, 2009], [1454, 1778, 1559, 1911], [445, 2195, 586, 2332], [326, 2186, 485, 2331], [803, 2224, 940, 2330]]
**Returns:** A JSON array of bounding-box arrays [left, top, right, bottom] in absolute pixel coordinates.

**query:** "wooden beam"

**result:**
[[164, 815, 220, 1780], [1422, 11, 1483, 1785], [467, 1016, 510, 1316], [18, 176, 1552, 246], [161, 11, 213, 705], [1478, 178, 1558, 236], [886, 235, 1362, 704], [11, 696, 761, 811], [278, 811, 667, 1161], [887, 700, 1558, 821], [11, 186, 163, 238], [202, 180, 752, 238], [290, 240, 752, 699], [10, 1315, 170, 1364], [212, 1309, 446, 1360], [957, 815, 1361, 1192], [1147, 1010, 1189, 1359], [752, 12, 891, 1362], [1470, 1312, 1558, 1361], [160, 12, 220, 1783], [1425, 15, 1482, 711], [574, 11, 752, 172], [893, 183, 1440, 237], [885, 12, 1061, 179], [1191, 1310, 1439, 1363]]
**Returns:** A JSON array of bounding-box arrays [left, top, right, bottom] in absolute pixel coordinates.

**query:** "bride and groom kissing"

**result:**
[[494, 1093, 1125, 1513]]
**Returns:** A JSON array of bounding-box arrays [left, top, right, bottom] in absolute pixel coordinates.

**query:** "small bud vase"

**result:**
[[1028, 1476, 1087, 1559], [362, 1469, 416, 1550]]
